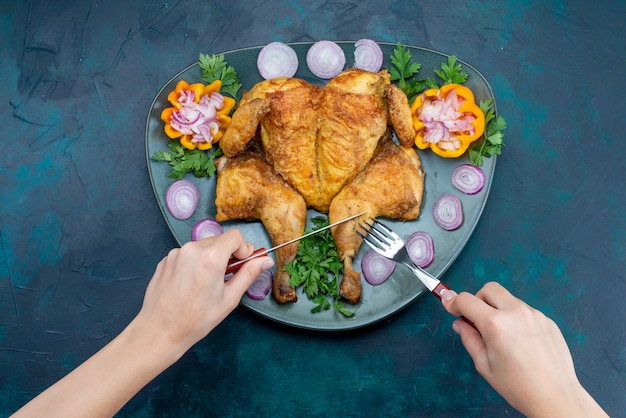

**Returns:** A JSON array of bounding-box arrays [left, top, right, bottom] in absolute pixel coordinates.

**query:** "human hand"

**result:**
[[11, 229, 275, 418], [132, 229, 274, 361], [440, 282, 607, 418]]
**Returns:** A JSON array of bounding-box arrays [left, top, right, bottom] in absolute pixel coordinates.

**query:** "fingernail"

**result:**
[[261, 258, 275, 270], [441, 289, 457, 302], [451, 321, 460, 334]]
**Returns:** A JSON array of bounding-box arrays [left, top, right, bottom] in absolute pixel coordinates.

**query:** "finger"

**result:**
[[475, 281, 519, 309], [225, 256, 275, 299], [452, 318, 489, 372], [197, 229, 250, 262], [442, 290, 496, 327], [218, 230, 259, 261]]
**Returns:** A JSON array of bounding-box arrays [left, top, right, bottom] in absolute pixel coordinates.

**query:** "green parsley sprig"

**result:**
[[469, 98, 506, 166], [198, 53, 242, 99], [388, 45, 470, 104], [422, 55, 469, 89], [151, 139, 222, 180], [284, 217, 354, 317], [436, 55, 468, 85], [389, 43, 423, 104]]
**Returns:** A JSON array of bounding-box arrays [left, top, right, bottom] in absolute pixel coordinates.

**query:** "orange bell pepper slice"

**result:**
[[411, 83, 485, 158], [161, 79, 235, 150]]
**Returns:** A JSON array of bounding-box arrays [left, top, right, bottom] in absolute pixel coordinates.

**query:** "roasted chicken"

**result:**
[[221, 68, 416, 212], [216, 68, 424, 304], [214, 141, 306, 303]]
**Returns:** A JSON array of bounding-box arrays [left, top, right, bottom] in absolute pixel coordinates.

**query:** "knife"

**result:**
[[225, 211, 367, 274]]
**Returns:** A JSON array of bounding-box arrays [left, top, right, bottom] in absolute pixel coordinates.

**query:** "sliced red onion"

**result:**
[[306, 40, 346, 79], [353, 39, 383, 73], [165, 179, 200, 220], [417, 90, 477, 151], [191, 218, 224, 241], [208, 93, 224, 108], [170, 92, 223, 144], [246, 269, 274, 300], [451, 164, 486, 195], [171, 107, 201, 127], [257, 42, 299, 80], [432, 194, 463, 231], [405, 231, 435, 268], [361, 249, 396, 286]]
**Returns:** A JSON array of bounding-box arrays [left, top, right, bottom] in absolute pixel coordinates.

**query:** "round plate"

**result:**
[[145, 42, 496, 331]]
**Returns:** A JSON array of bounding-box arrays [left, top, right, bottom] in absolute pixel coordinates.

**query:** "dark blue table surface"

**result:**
[[1, 1, 625, 417]]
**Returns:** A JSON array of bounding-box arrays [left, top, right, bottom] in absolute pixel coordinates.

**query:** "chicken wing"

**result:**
[[328, 134, 425, 303], [385, 83, 417, 146], [215, 141, 307, 303]]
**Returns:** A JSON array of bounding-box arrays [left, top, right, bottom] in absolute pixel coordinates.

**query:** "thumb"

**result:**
[[225, 256, 275, 297], [440, 289, 462, 316]]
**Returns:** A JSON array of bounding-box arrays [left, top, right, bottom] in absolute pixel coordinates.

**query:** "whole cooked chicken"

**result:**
[[214, 141, 306, 303], [216, 68, 423, 304]]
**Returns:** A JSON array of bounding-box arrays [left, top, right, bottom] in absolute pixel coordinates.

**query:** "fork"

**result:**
[[358, 219, 477, 329]]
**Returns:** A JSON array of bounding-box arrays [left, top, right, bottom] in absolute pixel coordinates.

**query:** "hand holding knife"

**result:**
[[225, 211, 366, 274]]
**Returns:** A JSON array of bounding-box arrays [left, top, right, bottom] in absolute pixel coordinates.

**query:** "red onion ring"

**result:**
[[353, 39, 383, 72], [405, 231, 435, 268], [257, 42, 299, 80], [191, 218, 224, 241], [361, 249, 396, 286], [306, 40, 346, 79], [451, 164, 486, 195], [432, 194, 463, 231], [165, 179, 200, 220], [246, 269, 274, 300]]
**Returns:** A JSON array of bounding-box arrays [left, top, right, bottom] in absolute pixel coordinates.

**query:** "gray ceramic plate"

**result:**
[[145, 42, 496, 331]]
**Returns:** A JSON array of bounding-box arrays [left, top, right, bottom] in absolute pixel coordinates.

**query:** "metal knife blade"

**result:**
[[225, 211, 367, 274]]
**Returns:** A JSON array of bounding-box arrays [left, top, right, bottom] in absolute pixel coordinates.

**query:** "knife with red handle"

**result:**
[[225, 211, 367, 274]]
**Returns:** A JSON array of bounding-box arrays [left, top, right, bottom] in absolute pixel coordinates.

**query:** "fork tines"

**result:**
[[357, 219, 392, 250]]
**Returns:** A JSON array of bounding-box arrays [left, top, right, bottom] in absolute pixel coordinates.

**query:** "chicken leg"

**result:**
[[328, 134, 425, 303], [215, 141, 307, 303]]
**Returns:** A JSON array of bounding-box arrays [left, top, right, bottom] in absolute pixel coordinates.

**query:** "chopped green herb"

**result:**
[[285, 217, 354, 317], [198, 53, 242, 99], [151, 139, 222, 180], [469, 98, 506, 166]]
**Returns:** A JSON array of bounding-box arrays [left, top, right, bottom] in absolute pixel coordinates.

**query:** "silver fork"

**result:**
[[357, 219, 450, 299], [358, 219, 477, 329]]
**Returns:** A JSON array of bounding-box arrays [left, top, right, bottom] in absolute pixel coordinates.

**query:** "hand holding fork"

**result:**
[[358, 218, 476, 329]]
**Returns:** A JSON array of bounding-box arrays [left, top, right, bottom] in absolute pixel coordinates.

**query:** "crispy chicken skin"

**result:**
[[220, 77, 324, 209], [215, 142, 306, 303], [329, 135, 425, 304], [260, 84, 323, 209], [316, 69, 389, 209], [219, 68, 417, 213]]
